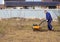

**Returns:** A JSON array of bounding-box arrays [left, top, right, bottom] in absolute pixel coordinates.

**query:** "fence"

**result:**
[[0, 9, 60, 20]]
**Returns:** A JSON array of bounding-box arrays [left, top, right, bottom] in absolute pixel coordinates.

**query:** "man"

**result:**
[[44, 10, 53, 30]]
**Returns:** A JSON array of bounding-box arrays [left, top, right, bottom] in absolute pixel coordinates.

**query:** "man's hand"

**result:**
[[46, 20, 48, 22]]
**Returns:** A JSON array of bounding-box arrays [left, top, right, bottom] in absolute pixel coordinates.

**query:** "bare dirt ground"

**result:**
[[0, 17, 60, 42]]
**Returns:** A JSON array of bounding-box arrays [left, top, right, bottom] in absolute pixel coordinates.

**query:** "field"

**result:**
[[0, 17, 60, 42]]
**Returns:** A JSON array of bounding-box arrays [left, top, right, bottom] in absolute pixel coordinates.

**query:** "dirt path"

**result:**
[[0, 29, 60, 42]]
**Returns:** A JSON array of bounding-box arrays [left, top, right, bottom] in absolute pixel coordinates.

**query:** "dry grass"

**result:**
[[0, 17, 60, 42], [57, 16, 60, 25]]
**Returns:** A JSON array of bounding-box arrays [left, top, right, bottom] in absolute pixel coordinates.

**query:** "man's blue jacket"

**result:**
[[46, 12, 52, 22]]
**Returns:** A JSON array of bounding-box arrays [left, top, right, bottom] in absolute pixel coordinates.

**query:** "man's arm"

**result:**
[[46, 13, 49, 22]]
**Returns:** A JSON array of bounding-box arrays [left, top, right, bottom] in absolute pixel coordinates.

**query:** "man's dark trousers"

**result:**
[[47, 20, 52, 30]]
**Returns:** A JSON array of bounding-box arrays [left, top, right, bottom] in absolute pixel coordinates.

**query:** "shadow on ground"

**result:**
[[32, 29, 60, 32]]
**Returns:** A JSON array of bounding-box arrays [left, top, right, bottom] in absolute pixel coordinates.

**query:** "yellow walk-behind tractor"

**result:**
[[32, 20, 46, 31]]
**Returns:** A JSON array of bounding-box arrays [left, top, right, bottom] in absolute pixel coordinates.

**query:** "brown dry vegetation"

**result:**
[[0, 17, 60, 42]]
